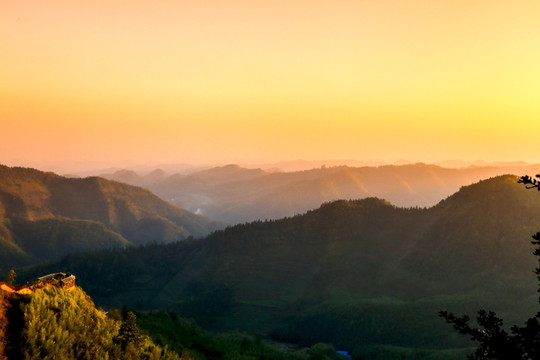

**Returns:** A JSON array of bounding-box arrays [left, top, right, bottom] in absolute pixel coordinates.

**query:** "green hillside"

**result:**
[[22, 175, 540, 358], [0, 284, 350, 360], [0, 285, 181, 359], [0, 164, 224, 272]]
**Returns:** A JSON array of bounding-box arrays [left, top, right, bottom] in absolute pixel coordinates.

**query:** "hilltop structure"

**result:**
[[36, 272, 76, 290]]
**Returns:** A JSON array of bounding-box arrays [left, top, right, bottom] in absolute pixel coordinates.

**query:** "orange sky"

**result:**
[[2, 1, 540, 170]]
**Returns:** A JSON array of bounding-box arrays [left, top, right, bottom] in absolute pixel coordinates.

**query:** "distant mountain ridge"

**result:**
[[27, 175, 540, 356], [101, 162, 540, 223], [0, 164, 224, 271]]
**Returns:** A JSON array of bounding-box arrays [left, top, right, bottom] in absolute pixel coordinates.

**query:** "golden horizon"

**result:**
[[2, 1, 540, 167]]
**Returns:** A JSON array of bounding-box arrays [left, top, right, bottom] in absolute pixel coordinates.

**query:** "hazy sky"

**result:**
[[2, 1, 540, 169]]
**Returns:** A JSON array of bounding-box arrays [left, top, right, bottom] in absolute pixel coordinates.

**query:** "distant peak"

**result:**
[[144, 169, 168, 179], [112, 169, 139, 176]]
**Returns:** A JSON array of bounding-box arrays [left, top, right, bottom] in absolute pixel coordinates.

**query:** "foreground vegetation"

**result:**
[[137, 309, 473, 360], [0, 284, 352, 359], [135, 310, 350, 360], [0, 286, 181, 359]]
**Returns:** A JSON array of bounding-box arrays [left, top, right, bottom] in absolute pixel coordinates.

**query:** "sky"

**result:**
[[2, 1, 540, 171]]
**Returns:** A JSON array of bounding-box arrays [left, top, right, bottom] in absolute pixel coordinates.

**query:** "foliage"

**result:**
[[135, 310, 348, 360], [0, 290, 25, 360], [114, 312, 144, 352], [271, 297, 474, 349], [12, 286, 181, 359], [0, 291, 10, 359], [439, 175, 540, 359]]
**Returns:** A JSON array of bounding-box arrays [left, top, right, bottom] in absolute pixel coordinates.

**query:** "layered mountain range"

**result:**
[[100, 163, 540, 223], [0, 165, 224, 271]]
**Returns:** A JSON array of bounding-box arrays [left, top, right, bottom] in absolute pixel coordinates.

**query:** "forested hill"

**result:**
[[25, 175, 540, 358], [0, 165, 224, 272]]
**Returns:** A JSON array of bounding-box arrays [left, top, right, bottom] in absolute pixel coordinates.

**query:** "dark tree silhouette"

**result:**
[[114, 311, 143, 352], [439, 175, 540, 359], [519, 175, 540, 191]]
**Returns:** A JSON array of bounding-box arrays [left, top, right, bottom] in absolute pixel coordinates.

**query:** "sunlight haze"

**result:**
[[2, 0, 540, 170]]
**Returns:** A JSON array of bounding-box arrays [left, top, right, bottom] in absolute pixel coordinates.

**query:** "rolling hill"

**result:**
[[0, 164, 224, 271], [24, 175, 540, 358]]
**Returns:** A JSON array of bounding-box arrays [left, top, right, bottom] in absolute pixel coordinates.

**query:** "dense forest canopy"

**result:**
[[438, 174, 540, 359]]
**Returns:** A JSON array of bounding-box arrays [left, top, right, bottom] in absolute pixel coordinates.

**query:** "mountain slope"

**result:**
[[24, 175, 540, 356], [0, 164, 224, 271]]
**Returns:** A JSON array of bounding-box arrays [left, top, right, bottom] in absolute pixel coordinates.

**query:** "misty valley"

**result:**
[[1, 163, 540, 359]]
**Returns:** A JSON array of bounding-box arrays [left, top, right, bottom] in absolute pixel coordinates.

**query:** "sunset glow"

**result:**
[[2, 1, 540, 170]]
